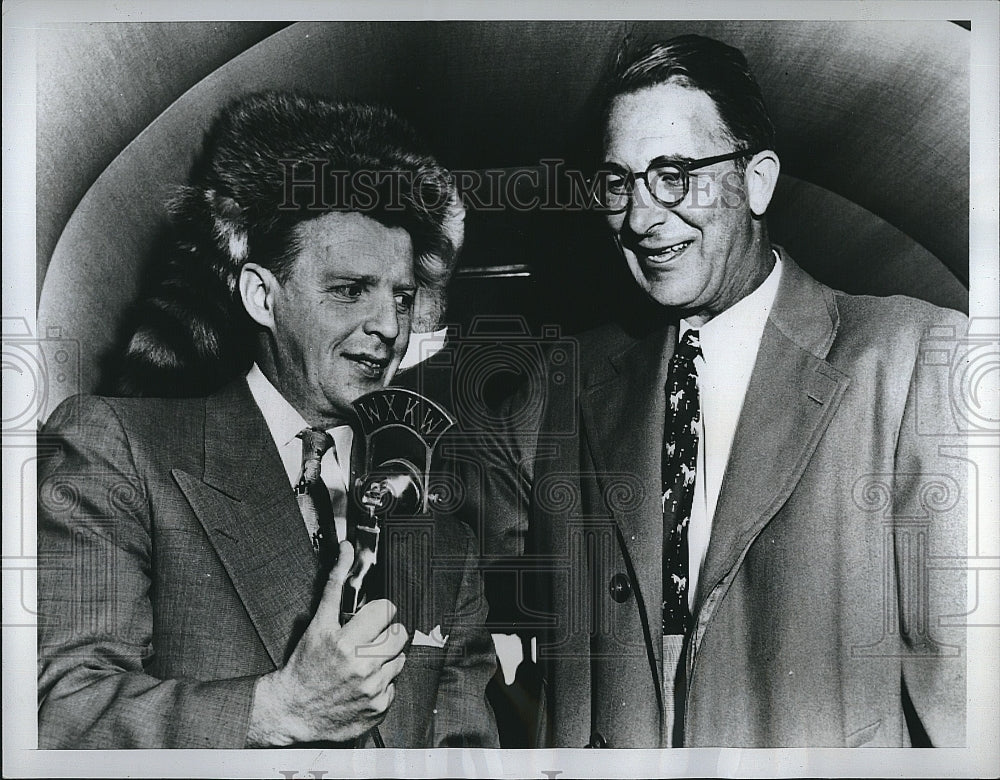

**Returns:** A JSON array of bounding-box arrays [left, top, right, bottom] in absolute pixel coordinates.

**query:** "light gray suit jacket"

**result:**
[[37, 379, 498, 748], [470, 252, 967, 747]]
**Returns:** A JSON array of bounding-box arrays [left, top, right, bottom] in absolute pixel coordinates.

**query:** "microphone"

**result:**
[[339, 385, 456, 621], [340, 388, 457, 749]]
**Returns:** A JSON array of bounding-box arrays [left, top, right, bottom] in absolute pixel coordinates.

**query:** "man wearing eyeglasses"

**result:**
[[472, 34, 967, 747]]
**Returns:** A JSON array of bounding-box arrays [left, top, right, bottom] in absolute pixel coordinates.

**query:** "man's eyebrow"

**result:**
[[323, 274, 416, 289], [648, 154, 694, 167], [324, 274, 377, 284], [599, 155, 694, 171]]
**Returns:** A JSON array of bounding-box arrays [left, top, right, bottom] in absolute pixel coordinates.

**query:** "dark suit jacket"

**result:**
[[393, 335, 548, 748], [37, 379, 498, 748], [468, 252, 968, 747]]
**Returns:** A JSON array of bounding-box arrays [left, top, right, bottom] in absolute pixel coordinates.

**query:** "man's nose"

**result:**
[[625, 177, 668, 237], [362, 293, 401, 341]]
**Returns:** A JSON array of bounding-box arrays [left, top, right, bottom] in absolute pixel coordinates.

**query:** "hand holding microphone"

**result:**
[[249, 389, 456, 747], [246, 541, 408, 747]]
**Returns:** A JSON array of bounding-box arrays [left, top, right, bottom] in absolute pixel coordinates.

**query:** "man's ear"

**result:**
[[745, 150, 780, 217], [238, 263, 279, 330]]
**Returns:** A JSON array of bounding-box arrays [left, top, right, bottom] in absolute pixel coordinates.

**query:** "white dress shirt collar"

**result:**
[[245, 364, 353, 491], [246, 363, 310, 461], [680, 252, 783, 352]]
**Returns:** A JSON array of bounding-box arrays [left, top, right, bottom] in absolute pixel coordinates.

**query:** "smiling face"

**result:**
[[603, 81, 774, 325], [258, 211, 416, 427]]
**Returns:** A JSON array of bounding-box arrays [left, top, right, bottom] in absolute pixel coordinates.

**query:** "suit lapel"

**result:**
[[696, 255, 850, 613], [580, 322, 675, 698], [173, 379, 319, 667]]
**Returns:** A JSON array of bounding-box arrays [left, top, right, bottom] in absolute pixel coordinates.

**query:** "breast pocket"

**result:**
[[404, 644, 447, 668]]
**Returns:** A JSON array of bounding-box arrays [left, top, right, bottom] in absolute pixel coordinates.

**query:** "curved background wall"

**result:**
[[36, 21, 290, 287], [37, 20, 970, 415]]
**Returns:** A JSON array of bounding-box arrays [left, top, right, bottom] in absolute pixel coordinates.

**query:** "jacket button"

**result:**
[[586, 730, 608, 748], [609, 573, 632, 603]]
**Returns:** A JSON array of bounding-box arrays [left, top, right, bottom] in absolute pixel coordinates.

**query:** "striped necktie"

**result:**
[[295, 427, 338, 567]]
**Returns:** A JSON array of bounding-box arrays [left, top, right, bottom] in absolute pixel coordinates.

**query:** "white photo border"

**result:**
[[3, 1, 998, 777]]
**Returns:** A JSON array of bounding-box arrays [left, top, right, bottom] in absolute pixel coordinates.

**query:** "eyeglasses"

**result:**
[[590, 148, 760, 212]]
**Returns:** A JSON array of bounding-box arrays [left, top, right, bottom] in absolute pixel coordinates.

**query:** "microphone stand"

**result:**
[[340, 479, 395, 749], [343, 387, 458, 750]]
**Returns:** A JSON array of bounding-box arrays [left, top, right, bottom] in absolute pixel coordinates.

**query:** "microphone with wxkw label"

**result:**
[[343, 388, 457, 747], [341, 388, 456, 623]]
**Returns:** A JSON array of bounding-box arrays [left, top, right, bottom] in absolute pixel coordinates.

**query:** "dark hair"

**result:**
[[600, 34, 775, 156], [109, 91, 463, 397]]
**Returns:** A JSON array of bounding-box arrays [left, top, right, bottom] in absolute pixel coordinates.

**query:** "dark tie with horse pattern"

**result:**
[[662, 329, 701, 635]]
